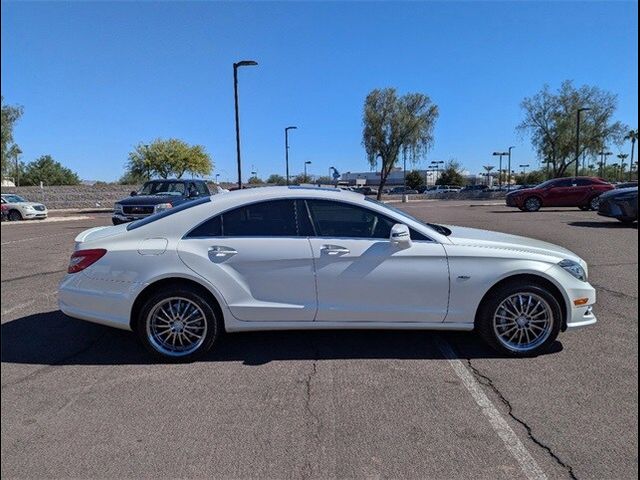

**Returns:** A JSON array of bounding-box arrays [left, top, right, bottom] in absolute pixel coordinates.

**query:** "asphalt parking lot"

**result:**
[[1, 200, 637, 479]]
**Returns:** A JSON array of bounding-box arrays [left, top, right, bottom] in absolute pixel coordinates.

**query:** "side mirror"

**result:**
[[130, 191, 138, 196], [390, 223, 412, 247]]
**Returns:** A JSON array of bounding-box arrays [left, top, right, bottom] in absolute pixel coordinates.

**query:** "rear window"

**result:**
[[126, 197, 211, 231]]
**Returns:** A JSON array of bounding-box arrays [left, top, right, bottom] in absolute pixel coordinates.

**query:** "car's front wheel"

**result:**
[[476, 281, 562, 356], [588, 195, 601, 211], [8, 209, 22, 221], [136, 285, 220, 361], [523, 197, 542, 212]]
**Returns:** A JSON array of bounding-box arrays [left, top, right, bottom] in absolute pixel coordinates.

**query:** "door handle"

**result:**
[[208, 246, 238, 260], [321, 244, 350, 255]]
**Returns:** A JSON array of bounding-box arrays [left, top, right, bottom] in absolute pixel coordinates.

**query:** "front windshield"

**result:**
[[364, 197, 452, 236], [3, 195, 26, 203], [139, 181, 186, 196]]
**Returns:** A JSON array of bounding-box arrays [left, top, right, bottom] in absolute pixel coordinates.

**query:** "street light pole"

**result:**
[[575, 107, 591, 177], [519, 164, 530, 182], [233, 60, 258, 189], [507, 146, 515, 191], [285, 126, 297, 186], [304, 160, 311, 182], [493, 151, 508, 188]]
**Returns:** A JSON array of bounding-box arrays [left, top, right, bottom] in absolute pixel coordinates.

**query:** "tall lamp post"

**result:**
[[519, 164, 530, 183], [304, 160, 312, 182], [598, 151, 613, 179], [285, 126, 298, 186], [507, 146, 515, 191], [575, 107, 591, 177], [233, 60, 258, 189], [431, 160, 444, 185], [493, 151, 508, 188]]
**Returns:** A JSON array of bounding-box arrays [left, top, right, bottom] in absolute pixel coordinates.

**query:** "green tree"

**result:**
[[247, 176, 264, 185], [1, 96, 24, 177], [436, 160, 465, 186], [362, 88, 438, 199], [119, 169, 148, 185], [266, 174, 286, 185], [405, 170, 425, 190], [125, 138, 213, 180], [624, 129, 638, 181], [517, 81, 627, 177], [314, 175, 333, 185], [20, 155, 81, 186]]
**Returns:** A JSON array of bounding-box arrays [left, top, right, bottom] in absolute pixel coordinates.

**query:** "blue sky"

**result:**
[[1, 1, 638, 182]]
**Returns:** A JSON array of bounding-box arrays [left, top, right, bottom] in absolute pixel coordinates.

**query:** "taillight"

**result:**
[[68, 249, 107, 274]]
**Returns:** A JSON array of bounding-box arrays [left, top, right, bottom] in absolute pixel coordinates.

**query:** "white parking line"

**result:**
[[438, 340, 547, 480], [0, 291, 58, 317], [1, 232, 72, 245], [0, 215, 91, 226]]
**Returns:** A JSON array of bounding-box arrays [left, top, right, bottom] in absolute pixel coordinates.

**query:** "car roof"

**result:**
[[146, 178, 207, 183], [215, 185, 361, 202]]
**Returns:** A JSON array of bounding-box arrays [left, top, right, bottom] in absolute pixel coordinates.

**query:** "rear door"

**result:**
[[178, 199, 317, 322], [546, 178, 576, 206]]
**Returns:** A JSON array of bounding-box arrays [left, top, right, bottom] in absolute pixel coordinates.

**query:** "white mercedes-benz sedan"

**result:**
[[59, 186, 597, 361]]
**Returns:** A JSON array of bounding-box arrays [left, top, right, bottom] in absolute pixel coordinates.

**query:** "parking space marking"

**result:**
[[438, 339, 547, 480], [0, 215, 92, 227], [1, 232, 72, 245], [0, 291, 58, 317]]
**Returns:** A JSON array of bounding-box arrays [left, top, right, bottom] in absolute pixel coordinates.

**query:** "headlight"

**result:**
[[559, 259, 587, 282], [113, 203, 123, 213], [154, 203, 173, 213], [24, 205, 35, 210]]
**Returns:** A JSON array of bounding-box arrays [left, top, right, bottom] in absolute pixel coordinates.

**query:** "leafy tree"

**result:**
[[291, 174, 311, 185], [247, 176, 264, 185], [362, 88, 438, 199], [119, 169, 148, 185], [1, 96, 24, 177], [517, 81, 627, 177], [624, 129, 638, 181], [20, 155, 80, 186], [436, 160, 465, 186], [266, 174, 286, 185], [125, 138, 213, 180], [517, 169, 546, 185], [314, 175, 334, 185], [405, 170, 425, 190]]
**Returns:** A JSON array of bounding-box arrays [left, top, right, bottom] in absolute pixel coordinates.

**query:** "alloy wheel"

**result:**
[[146, 297, 208, 357], [492, 292, 554, 353]]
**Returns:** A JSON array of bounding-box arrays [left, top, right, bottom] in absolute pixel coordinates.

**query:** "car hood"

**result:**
[[9, 201, 46, 208], [117, 194, 182, 206], [444, 225, 582, 264]]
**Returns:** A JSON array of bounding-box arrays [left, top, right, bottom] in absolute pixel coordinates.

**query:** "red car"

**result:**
[[505, 177, 614, 212]]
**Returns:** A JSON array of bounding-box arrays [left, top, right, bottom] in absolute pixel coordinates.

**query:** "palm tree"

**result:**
[[624, 129, 638, 181], [482, 165, 495, 186], [617, 153, 629, 182]]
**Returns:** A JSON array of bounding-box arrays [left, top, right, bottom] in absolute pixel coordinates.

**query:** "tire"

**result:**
[[8, 209, 22, 221], [618, 217, 637, 224], [476, 281, 562, 357], [588, 195, 600, 211], [578, 206, 590, 211], [136, 285, 220, 362], [523, 197, 542, 212]]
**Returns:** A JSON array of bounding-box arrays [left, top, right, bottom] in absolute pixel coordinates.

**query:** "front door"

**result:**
[[305, 200, 450, 323]]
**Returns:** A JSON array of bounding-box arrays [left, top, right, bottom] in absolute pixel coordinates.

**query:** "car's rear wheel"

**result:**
[[477, 281, 562, 356], [588, 195, 601, 211], [578, 205, 590, 211], [523, 197, 542, 212], [8, 209, 22, 221], [136, 286, 220, 362], [619, 217, 637, 224]]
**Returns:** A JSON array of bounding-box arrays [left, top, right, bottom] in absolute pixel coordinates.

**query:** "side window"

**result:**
[[187, 215, 222, 237], [553, 179, 573, 188], [195, 182, 209, 196], [222, 200, 297, 237], [306, 200, 395, 238], [575, 179, 592, 187]]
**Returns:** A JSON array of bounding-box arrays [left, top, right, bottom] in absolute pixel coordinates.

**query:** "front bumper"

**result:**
[[112, 213, 150, 225], [505, 195, 522, 207], [23, 211, 48, 219]]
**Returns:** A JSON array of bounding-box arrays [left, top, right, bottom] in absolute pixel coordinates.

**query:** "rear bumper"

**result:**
[[59, 272, 136, 331]]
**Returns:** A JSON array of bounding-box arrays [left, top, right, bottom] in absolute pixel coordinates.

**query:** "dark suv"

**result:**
[[112, 179, 211, 225]]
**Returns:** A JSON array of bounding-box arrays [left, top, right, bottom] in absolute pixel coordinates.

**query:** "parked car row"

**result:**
[[1, 194, 48, 221]]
